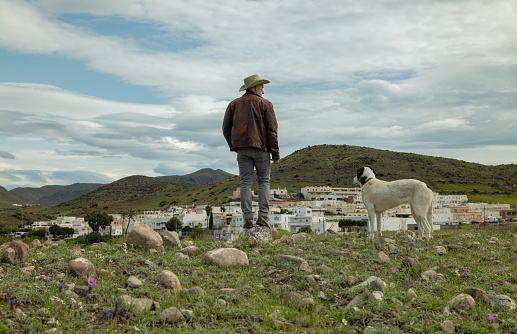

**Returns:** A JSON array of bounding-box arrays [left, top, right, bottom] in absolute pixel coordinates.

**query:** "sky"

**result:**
[[1, 0, 517, 190]]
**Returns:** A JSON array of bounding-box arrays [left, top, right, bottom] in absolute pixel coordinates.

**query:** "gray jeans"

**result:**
[[237, 148, 271, 220]]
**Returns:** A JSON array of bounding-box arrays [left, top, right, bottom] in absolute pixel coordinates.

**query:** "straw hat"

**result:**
[[239, 74, 270, 92]]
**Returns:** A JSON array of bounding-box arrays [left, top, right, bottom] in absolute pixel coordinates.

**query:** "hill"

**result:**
[[0, 185, 25, 208], [10, 183, 105, 207], [51, 175, 198, 216], [158, 168, 234, 185]]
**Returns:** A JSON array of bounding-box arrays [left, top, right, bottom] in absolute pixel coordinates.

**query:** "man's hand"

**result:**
[[272, 159, 280, 164]]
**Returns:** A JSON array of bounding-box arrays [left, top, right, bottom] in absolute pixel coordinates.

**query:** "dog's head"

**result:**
[[353, 167, 376, 186]]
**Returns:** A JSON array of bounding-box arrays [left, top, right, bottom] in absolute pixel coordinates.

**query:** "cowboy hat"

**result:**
[[239, 74, 270, 91]]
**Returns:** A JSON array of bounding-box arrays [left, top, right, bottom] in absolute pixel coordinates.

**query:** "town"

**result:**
[[14, 185, 517, 241]]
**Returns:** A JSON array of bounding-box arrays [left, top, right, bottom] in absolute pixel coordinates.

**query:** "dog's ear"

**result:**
[[371, 168, 376, 176], [356, 167, 365, 180]]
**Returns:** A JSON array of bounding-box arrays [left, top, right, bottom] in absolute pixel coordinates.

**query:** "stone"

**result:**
[[160, 230, 181, 248], [127, 276, 143, 288], [68, 258, 95, 279], [1, 248, 17, 264], [290, 232, 311, 243], [272, 254, 308, 267], [90, 242, 108, 250], [2, 240, 29, 263], [403, 257, 421, 268], [73, 286, 89, 297], [28, 239, 43, 248], [217, 299, 227, 307], [493, 295, 516, 312], [441, 320, 455, 333], [204, 248, 249, 267], [406, 288, 417, 302], [449, 293, 475, 311], [421, 269, 438, 281], [377, 251, 390, 262], [283, 291, 303, 305], [434, 246, 447, 255], [179, 286, 206, 297], [157, 270, 182, 292], [174, 252, 190, 259], [160, 307, 185, 323], [116, 295, 154, 312], [241, 226, 272, 243], [126, 225, 165, 253], [369, 291, 384, 302], [346, 293, 367, 309], [180, 309, 194, 318], [315, 265, 331, 274], [357, 276, 386, 292], [180, 246, 201, 257], [464, 287, 494, 304], [300, 298, 315, 309]]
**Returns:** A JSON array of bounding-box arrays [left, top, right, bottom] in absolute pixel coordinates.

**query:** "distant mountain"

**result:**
[[0, 185, 25, 207], [158, 168, 234, 185], [10, 183, 105, 207]]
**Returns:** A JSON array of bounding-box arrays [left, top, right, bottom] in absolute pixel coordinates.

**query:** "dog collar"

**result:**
[[362, 178, 373, 186]]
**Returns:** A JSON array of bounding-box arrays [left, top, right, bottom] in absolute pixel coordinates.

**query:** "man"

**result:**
[[222, 74, 279, 229]]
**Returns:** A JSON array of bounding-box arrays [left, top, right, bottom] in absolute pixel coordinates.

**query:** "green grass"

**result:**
[[1, 225, 517, 333]]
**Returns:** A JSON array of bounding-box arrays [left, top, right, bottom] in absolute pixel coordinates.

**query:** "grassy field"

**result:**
[[1, 224, 517, 333]]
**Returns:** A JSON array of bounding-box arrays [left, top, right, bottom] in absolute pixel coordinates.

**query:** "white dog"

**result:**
[[353, 167, 434, 240]]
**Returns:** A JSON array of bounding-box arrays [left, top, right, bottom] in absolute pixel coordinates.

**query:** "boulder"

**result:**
[[126, 225, 164, 253], [127, 276, 143, 289], [160, 230, 181, 248], [493, 295, 516, 312], [357, 276, 386, 292], [180, 246, 201, 257], [179, 286, 206, 297], [449, 293, 475, 311], [465, 287, 494, 304], [434, 246, 447, 255], [1, 248, 17, 265], [160, 307, 185, 323], [4, 240, 29, 262], [272, 254, 308, 267], [241, 226, 272, 243], [28, 239, 43, 249], [157, 270, 181, 292], [204, 248, 249, 267], [68, 258, 95, 279]]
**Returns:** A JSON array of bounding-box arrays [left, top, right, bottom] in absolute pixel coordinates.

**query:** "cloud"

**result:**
[[0, 151, 16, 159]]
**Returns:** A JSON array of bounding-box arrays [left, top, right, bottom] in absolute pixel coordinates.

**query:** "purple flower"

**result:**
[[87, 277, 97, 286], [111, 308, 116, 313], [103, 309, 110, 319], [395, 249, 398, 252], [458, 242, 462, 245], [443, 264, 448, 269], [55, 313, 59, 320], [86, 292, 90, 300], [58, 282, 64, 292], [70, 299, 73, 307], [487, 313, 495, 321], [391, 269, 397, 274]]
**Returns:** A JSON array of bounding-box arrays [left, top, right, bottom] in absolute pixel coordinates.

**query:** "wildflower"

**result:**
[[487, 313, 495, 321], [86, 292, 90, 300], [443, 264, 449, 269], [458, 242, 462, 245], [103, 309, 110, 319], [273, 241, 278, 245], [70, 299, 73, 308], [55, 313, 59, 320], [58, 282, 64, 292], [87, 277, 97, 286], [420, 248, 424, 252], [391, 269, 397, 274], [395, 249, 398, 252], [286, 239, 290, 242], [428, 263, 431, 267]]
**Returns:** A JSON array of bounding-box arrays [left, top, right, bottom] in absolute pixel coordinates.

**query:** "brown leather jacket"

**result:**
[[222, 91, 279, 160]]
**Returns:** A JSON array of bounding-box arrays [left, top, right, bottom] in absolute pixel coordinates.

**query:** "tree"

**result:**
[[85, 212, 113, 232], [339, 219, 367, 227], [208, 213, 214, 230], [124, 208, 135, 235], [298, 226, 312, 234], [49, 224, 60, 238], [166, 217, 182, 231], [205, 205, 213, 229]]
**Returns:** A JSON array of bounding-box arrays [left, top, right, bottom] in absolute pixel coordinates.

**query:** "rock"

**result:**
[[160, 307, 185, 323], [73, 286, 89, 297], [357, 276, 386, 292], [305, 275, 317, 286], [157, 270, 182, 292], [90, 242, 108, 250], [434, 246, 447, 255], [175, 252, 190, 259], [68, 258, 95, 279], [180, 309, 194, 318], [272, 254, 308, 267], [449, 293, 475, 311], [346, 293, 367, 309], [369, 291, 384, 302], [290, 232, 311, 243], [493, 295, 516, 312], [377, 251, 390, 262], [406, 288, 417, 302], [283, 291, 303, 305], [300, 298, 315, 309], [509, 256, 517, 264], [299, 261, 313, 273], [217, 299, 227, 307], [179, 286, 206, 297], [127, 276, 143, 288], [241, 226, 272, 243], [403, 258, 421, 268], [317, 291, 327, 299], [1, 248, 17, 264], [315, 265, 331, 274], [160, 230, 181, 248], [465, 287, 494, 304], [28, 239, 43, 248], [126, 225, 165, 253], [441, 320, 455, 333], [116, 295, 154, 312], [204, 248, 249, 267], [180, 246, 201, 257], [421, 269, 438, 281], [2, 240, 29, 263]]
